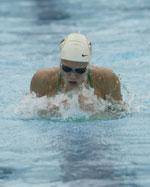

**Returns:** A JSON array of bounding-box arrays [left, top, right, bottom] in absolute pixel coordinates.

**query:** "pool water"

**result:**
[[0, 0, 150, 186]]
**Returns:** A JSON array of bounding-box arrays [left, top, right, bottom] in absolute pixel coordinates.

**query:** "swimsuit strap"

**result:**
[[87, 68, 93, 88], [56, 72, 62, 93]]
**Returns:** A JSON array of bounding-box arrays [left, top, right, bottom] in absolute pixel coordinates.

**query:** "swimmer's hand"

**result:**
[[61, 99, 70, 109], [37, 104, 60, 117], [48, 104, 60, 115], [38, 99, 70, 117], [78, 95, 95, 113]]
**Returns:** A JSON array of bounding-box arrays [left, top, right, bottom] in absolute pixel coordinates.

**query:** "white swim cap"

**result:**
[[59, 33, 92, 63]]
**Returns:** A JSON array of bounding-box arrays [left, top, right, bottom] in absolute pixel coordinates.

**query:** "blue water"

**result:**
[[0, 0, 150, 186]]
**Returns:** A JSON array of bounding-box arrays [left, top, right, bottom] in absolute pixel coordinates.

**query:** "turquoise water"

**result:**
[[0, 0, 150, 186]]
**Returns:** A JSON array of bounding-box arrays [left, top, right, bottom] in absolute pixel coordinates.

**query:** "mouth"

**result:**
[[69, 81, 77, 85]]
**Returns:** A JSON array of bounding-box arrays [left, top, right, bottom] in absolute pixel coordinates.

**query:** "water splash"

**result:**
[[14, 86, 127, 121], [121, 83, 150, 116]]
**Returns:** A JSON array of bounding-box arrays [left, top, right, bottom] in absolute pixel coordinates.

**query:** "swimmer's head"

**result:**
[[59, 33, 92, 63], [59, 33, 91, 89]]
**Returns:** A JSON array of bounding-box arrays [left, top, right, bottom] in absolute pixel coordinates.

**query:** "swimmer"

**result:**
[[30, 33, 123, 112]]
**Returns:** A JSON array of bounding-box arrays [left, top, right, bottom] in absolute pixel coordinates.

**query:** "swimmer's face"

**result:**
[[60, 59, 88, 88]]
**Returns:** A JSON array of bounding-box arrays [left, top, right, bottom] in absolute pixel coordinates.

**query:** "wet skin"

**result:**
[[30, 60, 122, 101]]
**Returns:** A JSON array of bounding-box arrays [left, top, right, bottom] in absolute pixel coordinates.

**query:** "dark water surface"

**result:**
[[0, 0, 150, 186]]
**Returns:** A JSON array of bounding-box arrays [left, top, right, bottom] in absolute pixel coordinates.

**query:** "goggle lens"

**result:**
[[62, 65, 87, 74]]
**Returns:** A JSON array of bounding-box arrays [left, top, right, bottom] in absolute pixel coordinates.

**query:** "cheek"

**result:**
[[62, 73, 73, 81], [76, 74, 86, 82], [65, 73, 71, 79]]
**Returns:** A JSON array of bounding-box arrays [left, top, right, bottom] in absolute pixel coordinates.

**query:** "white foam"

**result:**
[[15, 86, 127, 121]]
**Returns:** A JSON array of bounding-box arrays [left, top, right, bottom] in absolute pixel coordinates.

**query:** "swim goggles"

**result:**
[[61, 64, 87, 74]]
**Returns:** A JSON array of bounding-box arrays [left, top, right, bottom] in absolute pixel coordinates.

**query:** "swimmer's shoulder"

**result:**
[[30, 67, 60, 97], [91, 65, 122, 101], [91, 65, 119, 81]]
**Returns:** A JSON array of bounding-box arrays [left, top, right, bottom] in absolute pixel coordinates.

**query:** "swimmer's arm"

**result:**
[[30, 70, 50, 97], [108, 72, 122, 101], [30, 68, 58, 97], [92, 67, 122, 101]]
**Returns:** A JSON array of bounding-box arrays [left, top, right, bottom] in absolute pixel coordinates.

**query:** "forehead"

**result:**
[[61, 59, 88, 68]]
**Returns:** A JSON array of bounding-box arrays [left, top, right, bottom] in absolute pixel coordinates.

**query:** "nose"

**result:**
[[69, 72, 77, 79]]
